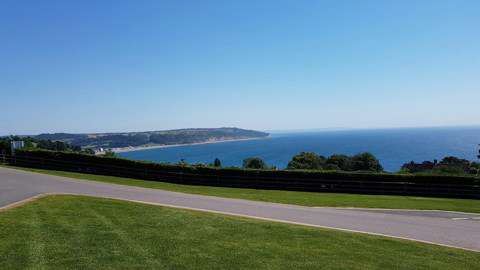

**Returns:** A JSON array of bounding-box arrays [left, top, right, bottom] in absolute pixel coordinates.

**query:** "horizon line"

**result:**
[[2, 124, 480, 137]]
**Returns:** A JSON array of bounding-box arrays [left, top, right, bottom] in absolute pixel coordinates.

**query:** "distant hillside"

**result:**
[[35, 128, 269, 150]]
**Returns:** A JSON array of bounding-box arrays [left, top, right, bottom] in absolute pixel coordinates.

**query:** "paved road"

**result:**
[[1, 167, 479, 251]]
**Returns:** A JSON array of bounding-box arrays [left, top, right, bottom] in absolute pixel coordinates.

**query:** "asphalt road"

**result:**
[[1, 167, 479, 251]]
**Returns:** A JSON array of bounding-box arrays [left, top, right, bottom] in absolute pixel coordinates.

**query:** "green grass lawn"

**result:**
[[0, 195, 478, 270], [4, 165, 480, 213]]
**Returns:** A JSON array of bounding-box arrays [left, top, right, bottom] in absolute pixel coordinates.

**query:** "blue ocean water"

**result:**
[[118, 127, 480, 172]]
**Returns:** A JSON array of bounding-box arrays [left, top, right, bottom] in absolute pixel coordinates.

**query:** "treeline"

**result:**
[[236, 152, 383, 172], [180, 152, 383, 173], [35, 128, 269, 149], [0, 136, 94, 155], [286, 152, 383, 172], [184, 151, 480, 177], [401, 156, 480, 175]]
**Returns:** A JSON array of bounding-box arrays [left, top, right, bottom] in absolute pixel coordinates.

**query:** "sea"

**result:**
[[118, 126, 480, 172]]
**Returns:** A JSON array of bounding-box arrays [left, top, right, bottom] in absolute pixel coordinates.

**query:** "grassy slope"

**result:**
[[0, 195, 479, 270], [5, 165, 480, 213]]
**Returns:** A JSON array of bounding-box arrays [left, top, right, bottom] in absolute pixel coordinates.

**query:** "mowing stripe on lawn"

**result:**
[[2, 192, 477, 253]]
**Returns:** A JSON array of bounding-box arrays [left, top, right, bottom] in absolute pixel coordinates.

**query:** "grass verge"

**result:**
[[3, 165, 480, 213], [0, 195, 479, 270]]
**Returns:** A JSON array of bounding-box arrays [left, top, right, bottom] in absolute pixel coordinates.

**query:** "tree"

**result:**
[[287, 152, 326, 170], [438, 156, 470, 172], [470, 161, 480, 175], [326, 154, 352, 171], [478, 144, 480, 160], [323, 163, 340, 171], [0, 140, 10, 155], [0, 135, 94, 155], [242, 157, 268, 169], [475, 145, 480, 175], [351, 152, 383, 172], [213, 158, 221, 168], [401, 161, 435, 173], [36, 139, 70, 151]]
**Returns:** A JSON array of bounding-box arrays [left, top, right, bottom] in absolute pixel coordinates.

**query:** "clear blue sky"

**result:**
[[1, 0, 479, 135]]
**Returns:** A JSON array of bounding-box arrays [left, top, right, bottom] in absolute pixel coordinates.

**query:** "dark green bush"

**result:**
[[326, 154, 352, 171], [351, 152, 383, 172], [243, 157, 269, 169], [287, 152, 326, 170]]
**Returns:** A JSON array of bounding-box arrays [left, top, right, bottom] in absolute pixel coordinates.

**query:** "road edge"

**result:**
[[1, 192, 477, 253], [0, 194, 47, 212]]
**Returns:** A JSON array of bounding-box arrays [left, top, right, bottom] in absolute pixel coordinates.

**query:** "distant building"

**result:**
[[10, 141, 25, 154]]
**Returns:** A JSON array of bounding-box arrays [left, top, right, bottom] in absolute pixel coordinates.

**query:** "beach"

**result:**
[[101, 136, 270, 154]]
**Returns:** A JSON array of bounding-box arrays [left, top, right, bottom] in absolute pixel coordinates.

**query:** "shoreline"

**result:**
[[103, 136, 270, 154]]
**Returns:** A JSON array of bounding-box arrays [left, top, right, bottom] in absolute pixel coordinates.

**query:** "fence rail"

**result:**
[[2, 153, 480, 199]]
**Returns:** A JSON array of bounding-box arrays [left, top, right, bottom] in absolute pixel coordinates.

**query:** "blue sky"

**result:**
[[1, 0, 479, 135]]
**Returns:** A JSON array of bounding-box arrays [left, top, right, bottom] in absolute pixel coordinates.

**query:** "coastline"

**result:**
[[104, 136, 270, 154]]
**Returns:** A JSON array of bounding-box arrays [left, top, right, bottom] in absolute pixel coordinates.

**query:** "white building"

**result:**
[[10, 141, 25, 154]]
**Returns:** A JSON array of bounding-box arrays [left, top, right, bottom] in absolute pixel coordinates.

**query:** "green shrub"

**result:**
[[287, 152, 326, 170], [326, 154, 352, 171], [243, 157, 269, 169], [351, 152, 383, 172]]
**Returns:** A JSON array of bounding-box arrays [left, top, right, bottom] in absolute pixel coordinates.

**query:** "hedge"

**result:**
[[8, 149, 480, 199]]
